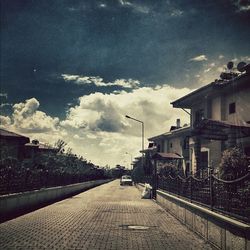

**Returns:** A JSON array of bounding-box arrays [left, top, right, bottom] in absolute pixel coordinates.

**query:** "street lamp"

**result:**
[[125, 115, 144, 168], [125, 152, 132, 169]]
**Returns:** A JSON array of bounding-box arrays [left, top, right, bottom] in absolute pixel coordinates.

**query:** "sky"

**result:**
[[1, 0, 250, 167]]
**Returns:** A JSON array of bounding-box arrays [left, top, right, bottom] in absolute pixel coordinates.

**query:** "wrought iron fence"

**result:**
[[157, 170, 250, 223]]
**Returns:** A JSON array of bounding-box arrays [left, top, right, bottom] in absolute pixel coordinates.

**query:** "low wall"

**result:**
[[0, 179, 111, 222], [156, 189, 250, 250]]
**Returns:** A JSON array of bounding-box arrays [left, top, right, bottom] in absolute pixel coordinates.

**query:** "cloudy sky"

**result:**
[[1, 0, 250, 167]]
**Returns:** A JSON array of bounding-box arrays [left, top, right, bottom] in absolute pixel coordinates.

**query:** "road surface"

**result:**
[[0, 180, 213, 249]]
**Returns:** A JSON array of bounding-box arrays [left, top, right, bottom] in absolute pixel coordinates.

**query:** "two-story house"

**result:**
[[171, 64, 250, 174], [148, 119, 191, 175]]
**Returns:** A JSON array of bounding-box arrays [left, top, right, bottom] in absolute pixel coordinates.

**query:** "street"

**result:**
[[0, 180, 213, 250]]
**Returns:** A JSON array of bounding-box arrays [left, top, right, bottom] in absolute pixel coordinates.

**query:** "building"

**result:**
[[0, 128, 30, 160], [25, 140, 56, 159], [148, 119, 191, 175], [140, 142, 157, 175], [171, 63, 250, 174]]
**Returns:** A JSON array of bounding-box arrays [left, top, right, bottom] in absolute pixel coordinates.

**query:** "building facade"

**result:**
[[148, 119, 191, 175], [171, 65, 250, 174], [0, 128, 30, 160]]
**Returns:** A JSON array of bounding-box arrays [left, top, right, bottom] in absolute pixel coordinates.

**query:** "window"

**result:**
[[194, 109, 205, 125], [170, 143, 173, 148], [229, 102, 235, 114], [183, 137, 189, 150]]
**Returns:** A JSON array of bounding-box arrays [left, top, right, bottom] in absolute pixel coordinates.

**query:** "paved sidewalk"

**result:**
[[0, 180, 213, 250]]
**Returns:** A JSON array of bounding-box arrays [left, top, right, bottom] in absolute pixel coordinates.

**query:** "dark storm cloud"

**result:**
[[1, 0, 250, 118]]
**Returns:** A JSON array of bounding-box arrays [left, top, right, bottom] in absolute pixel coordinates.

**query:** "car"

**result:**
[[120, 175, 133, 186]]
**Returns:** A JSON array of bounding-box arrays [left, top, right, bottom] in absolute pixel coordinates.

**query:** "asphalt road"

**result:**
[[0, 180, 213, 250]]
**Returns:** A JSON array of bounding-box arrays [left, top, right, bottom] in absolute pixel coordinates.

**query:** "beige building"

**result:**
[[171, 65, 250, 174], [148, 119, 191, 175]]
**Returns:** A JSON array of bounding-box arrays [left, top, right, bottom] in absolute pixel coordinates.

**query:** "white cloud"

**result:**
[[0, 115, 11, 128], [99, 3, 107, 8], [239, 56, 250, 62], [11, 98, 59, 133], [0, 93, 8, 99], [119, 0, 131, 6], [2, 85, 192, 167], [232, 0, 250, 12], [118, 0, 150, 14], [61, 74, 79, 81], [189, 55, 208, 62], [217, 66, 225, 73], [59, 85, 192, 165], [231, 58, 238, 63], [0, 103, 12, 108], [204, 68, 211, 73], [62, 74, 140, 89], [171, 9, 183, 17]]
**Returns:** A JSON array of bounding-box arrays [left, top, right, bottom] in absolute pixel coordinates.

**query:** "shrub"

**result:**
[[219, 146, 249, 180]]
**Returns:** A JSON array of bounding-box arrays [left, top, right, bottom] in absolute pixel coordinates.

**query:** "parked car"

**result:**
[[120, 175, 133, 186]]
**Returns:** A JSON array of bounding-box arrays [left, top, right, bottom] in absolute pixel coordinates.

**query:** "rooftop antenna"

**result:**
[[227, 61, 234, 71], [237, 61, 247, 72]]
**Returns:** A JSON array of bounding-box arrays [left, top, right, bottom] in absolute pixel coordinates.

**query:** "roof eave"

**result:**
[[171, 84, 213, 108]]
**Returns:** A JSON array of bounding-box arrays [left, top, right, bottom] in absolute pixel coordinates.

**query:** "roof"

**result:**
[[140, 146, 157, 153], [25, 143, 39, 147], [148, 125, 190, 141], [25, 142, 55, 150], [152, 152, 183, 160], [193, 119, 250, 139], [171, 70, 250, 108], [0, 128, 30, 140], [198, 119, 250, 129]]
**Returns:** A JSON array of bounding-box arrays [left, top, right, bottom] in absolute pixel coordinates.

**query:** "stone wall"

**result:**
[[0, 179, 111, 222], [156, 189, 250, 250]]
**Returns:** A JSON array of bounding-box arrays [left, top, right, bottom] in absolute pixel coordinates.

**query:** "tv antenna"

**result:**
[[237, 61, 247, 72], [227, 61, 234, 70]]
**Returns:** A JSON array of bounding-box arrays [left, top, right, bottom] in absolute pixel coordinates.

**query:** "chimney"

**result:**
[[176, 119, 181, 128]]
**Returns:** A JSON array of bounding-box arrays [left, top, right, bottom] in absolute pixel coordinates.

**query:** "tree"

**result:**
[[54, 139, 67, 154], [219, 146, 249, 179]]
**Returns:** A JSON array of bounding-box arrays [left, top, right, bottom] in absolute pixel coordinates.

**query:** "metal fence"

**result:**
[[157, 170, 250, 223]]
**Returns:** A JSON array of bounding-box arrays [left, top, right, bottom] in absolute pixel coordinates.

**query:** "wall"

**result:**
[[191, 101, 205, 128], [156, 189, 250, 250], [202, 140, 222, 167], [169, 137, 182, 155], [189, 137, 222, 172], [211, 96, 221, 120], [0, 179, 111, 222], [224, 88, 250, 124]]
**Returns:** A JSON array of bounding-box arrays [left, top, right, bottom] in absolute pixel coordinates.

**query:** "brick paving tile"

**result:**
[[0, 180, 214, 250]]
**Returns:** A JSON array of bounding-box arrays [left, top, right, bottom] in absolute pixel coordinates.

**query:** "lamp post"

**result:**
[[125, 152, 132, 169], [125, 115, 144, 168]]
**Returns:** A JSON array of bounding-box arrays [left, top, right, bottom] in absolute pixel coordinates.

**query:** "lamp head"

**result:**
[[125, 115, 131, 119]]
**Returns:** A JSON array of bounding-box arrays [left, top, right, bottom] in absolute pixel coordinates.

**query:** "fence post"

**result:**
[[25, 168, 30, 190], [7, 166, 12, 194], [190, 171, 193, 203], [177, 176, 179, 196], [152, 159, 157, 199], [209, 167, 214, 210]]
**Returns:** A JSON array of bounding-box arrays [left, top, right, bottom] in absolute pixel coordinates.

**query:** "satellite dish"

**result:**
[[237, 61, 247, 72], [227, 61, 234, 70]]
